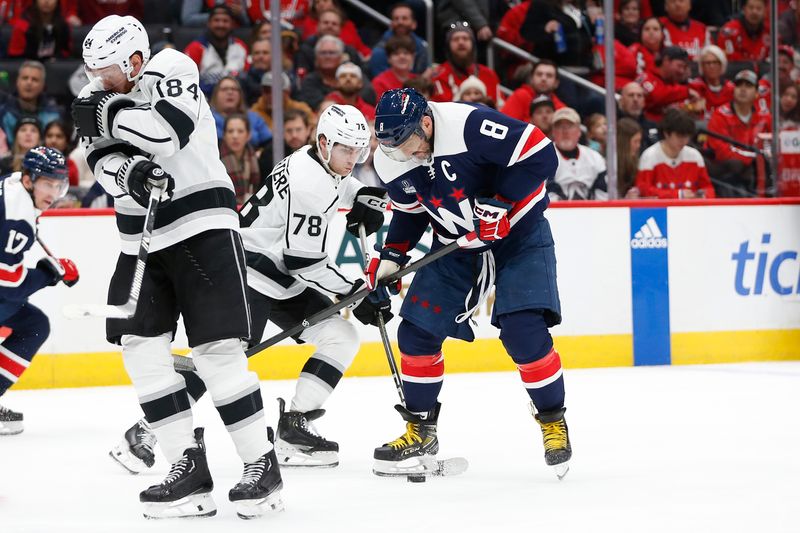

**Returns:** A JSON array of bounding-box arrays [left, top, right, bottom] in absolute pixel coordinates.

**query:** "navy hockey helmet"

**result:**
[[22, 146, 69, 198], [375, 88, 428, 149]]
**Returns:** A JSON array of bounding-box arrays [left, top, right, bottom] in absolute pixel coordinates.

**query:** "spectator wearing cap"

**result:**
[[251, 70, 313, 131], [659, 0, 709, 60], [636, 108, 714, 198], [0, 116, 42, 175], [519, 0, 594, 71], [635, 45, 702, 122], [7, 0, 71, 60], [430, 21, 501, 106], [548, 107, 608, 202], [210, 76, 272, 149], [182, 0, 249, 27], [501, 60, 565, 124], [324, 62, 375, 120], [371, 35, 417, 100], [705, 69, 772, 197], [0, 60, 62, 145], [184, 4, 250, 96], [618, 82, 659, 152], [529, 95, 556, 137], [296, 7, 365, 73], [368, 2, 430, 77], [717, 0, 769, 63], [296, 0, 371, 59], [297, 35, 375, 110], [689, 45, 734, 120]]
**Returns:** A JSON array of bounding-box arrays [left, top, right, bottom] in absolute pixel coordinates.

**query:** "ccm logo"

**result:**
[[474, 206, 502, 220], [367, 198, 389, 209]]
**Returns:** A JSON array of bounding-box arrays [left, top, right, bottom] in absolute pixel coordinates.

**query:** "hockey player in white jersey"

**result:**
[[110, 104, 393, 471], [72, 15, 280, 519]]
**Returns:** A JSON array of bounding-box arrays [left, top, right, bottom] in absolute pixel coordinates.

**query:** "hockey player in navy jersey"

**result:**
[[0, 146, 79, 435], [73, 15, 279, 518], [367, 88, 573, 478]]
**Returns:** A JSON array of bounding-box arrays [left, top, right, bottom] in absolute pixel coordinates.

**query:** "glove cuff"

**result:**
[[116, 155, 149, 193], [97, 92, 135, 138], [380, 245, 410, 266]]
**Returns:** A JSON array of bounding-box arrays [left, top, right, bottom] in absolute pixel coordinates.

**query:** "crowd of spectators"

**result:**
[[1, 0, 800, 205]]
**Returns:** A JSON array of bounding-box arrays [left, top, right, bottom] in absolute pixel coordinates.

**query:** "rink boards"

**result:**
[[16, 198, 800, 389]]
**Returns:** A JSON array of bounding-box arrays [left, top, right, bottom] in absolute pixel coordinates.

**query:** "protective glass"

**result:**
[[330, 142, 369, 170], [34, 176, 69, 199], [84, 63, 127, 90]]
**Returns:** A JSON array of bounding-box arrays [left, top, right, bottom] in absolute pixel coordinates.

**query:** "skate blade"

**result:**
[[373, 456, 469, 478], [554, 462, 570, 480], [275, 440, 338, 468], [143, 492, 217, 519], [0, 421, 23, 436], [109, 440, 150, 475], [235, 491, 285, 519]]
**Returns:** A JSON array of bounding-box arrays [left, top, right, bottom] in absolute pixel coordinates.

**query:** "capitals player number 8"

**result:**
[[479, 119, 508, 140]]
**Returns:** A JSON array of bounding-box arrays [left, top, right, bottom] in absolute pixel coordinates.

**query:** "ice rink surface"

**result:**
[[1, 362, 798, 533]]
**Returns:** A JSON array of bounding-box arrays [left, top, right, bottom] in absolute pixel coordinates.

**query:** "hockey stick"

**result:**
[[245, 232, 476, 358], [62, 184, 164, 319], [358, 225, 406, 406]]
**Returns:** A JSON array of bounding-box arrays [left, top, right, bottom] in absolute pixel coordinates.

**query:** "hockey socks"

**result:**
[[0, 304, 49, 396], [400, 352, 444, 414], [516, 349, 565, 412]]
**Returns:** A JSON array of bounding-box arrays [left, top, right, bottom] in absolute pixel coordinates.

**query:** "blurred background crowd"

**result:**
[[1, 0, 799, 207]]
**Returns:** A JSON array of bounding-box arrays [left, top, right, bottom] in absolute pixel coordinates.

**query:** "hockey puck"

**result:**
[[407, 475, 426, 483]]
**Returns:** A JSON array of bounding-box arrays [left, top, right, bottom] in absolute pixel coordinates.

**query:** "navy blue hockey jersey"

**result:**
[[374, 101, 558, 252]]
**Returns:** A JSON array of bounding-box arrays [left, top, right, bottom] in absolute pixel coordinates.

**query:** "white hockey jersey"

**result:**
[[239, 146, 363, 300], [80, 48, 239, 255]]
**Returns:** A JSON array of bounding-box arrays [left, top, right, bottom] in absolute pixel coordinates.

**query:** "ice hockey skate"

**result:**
[[0, 404, 23, 435], [110, 419, 156, 474], [373, 402, 468, 479], [139, 427, 216, 519], [229, 446, 284, 519], [532, 405, 572, 480], [274, 397, 339, 467]]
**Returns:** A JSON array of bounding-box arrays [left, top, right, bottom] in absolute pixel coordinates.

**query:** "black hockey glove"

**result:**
[[350, 283, 393, 327], [36, 257, 64, 286], [117, 156, 175, 208], [71, 91, 136, 139], [346, 186, 389, 237]]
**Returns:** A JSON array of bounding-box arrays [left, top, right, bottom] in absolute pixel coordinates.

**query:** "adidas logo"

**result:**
[[630, 217, 668, 249]]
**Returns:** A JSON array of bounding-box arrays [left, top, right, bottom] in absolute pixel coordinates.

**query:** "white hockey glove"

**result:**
[[71, 90, 135, 139], [364, 245, 409, 294]]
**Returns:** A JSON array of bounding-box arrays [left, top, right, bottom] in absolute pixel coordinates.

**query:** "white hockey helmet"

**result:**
[[316, 104, 371, 167], [83, 15, 151, 83]]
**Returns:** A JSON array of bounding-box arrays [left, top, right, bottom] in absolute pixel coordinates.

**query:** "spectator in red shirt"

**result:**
[[689, 45, 734, 120], [705, 69, 772, 197], [246, 0, 309, 28], [637, 45, 701, 122], [500, 59, 565, 124], [324, 62, 375, 121], [75, 0, 142, 25], [371, 35, 416, 101], [636, 108, 714, 198], [717, 0, 769, 63], [296, 0, 370, 59], [660, 0, 709, 60], [630, 16, 664, 76], [430, 21, 501, 106], [184, 5, 250, 96], [7, 0, 71, 61]]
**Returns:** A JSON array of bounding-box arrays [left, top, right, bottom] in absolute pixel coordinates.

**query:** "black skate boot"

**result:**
[[275, 397, 339, 467], [0, 404, 23, 436], [532, 405, 572, 479], [229, 446, 285, 519], [110, 419, 157, 474], [373, 402, 441, 477], [139, 427, 216, 519]]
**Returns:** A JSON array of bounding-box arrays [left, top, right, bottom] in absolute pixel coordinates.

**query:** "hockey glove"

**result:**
[[346, 187, 389, 237], [364, 245, 410, 294], [71, 91, 136, 139], [37, 257, 79, 287], [351, 283, 394, 327], [473, 197, 512, 243], [117, 156, 175, 208]]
